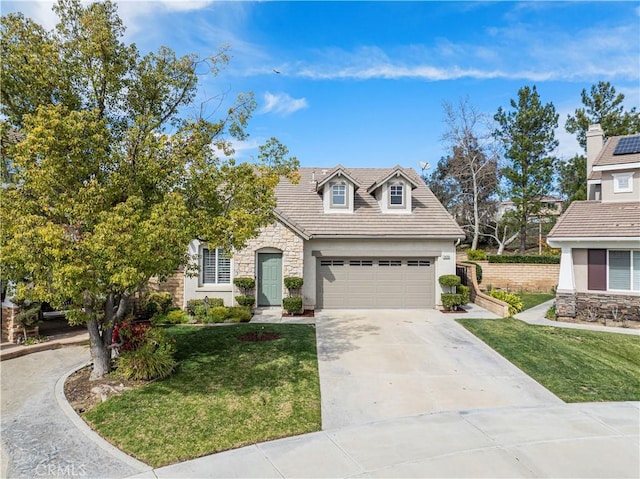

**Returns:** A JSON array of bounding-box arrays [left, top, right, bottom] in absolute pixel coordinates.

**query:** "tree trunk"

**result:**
[[87, 317, 111, 380], [519, 224, 527, 253], [471, 173, 480, 250], [87, 292, 129, 380]]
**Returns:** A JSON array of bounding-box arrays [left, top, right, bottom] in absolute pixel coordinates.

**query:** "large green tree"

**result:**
[[493, 85, 558, 253], [556, 154, 586, 208], [565, 81, 640, 150], [1, 0, 298, 378]]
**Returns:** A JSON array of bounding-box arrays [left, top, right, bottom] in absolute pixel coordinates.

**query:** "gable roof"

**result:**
[[548, 201, 640, 239], [275, 167, 464, 239], [366, 165, 422, 194], [315, 165, 362, 191], [589, 134, 640, 179]]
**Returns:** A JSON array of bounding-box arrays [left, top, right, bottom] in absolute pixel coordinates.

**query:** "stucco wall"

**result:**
[[183, 240, 234, 306], [303, 238, 457, 309], [572, 249, 588, 292], [600, 170, 639, 202]]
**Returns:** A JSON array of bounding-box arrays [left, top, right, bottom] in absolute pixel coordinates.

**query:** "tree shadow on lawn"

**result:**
[[143, 324, 320, 397]]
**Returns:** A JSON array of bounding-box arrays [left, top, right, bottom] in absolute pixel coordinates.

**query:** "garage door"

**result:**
[[317, 257, 435, 309]]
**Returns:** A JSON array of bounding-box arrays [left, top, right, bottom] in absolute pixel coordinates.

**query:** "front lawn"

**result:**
[[517, 292, 555, 310], [84, 324, 321, 467], [457, 318, 640, 402]]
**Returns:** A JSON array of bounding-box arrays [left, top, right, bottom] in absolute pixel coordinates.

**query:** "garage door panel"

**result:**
[[317, 257, 435, 309]]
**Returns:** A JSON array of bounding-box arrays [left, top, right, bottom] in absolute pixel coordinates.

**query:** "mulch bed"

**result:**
[[238, 332, 281, 342], [64, 366, 149, 414], [440, 308, 468, 314]]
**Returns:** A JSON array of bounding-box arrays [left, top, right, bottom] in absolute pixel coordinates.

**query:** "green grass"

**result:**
[[84, 324, 321, 467], [457, 318, 640, 402], [517, 292, 555, 310]]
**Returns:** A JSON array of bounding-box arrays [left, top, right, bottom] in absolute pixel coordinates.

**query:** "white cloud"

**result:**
[[260, 92, 308, 116]]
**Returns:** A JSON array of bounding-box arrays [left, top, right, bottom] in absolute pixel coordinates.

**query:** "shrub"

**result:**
[[458, 285, 470, 305], [165, 309, 189, 324], [488, 290, 524, 316], [116, 328, 176, 380], [193, 305, 207, 322], [186, 298, 224, 315], [284, 276, 304, 292], [15, 303, 41, 339], [441, 293, 463, 310], [466, 249, 487, 261], [438, 275, 461, 288], [545, 303, 556, 320], [464, 261, 483, 284], [227, 306, 252, 323], [112, 321, 151, 352], [235, 295, 255, 308], [233, 277, 256, 292], [206, 306, 229, 323], [282, 296, 303, 314], [142, 292, 173, 318], [487, 255, 560, 264]]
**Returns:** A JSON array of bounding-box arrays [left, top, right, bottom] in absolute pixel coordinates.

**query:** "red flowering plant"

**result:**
[[112, 321, 151, 352]]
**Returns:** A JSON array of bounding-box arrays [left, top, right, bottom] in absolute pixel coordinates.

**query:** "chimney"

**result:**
[[586, 124, 604, 181]]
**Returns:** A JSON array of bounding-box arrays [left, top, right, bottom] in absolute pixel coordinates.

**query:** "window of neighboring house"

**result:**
[[331, 183, 347, 207], [201, 247, 231, 285], [608, 250, 640, 291], [389, 183, 404, 206], [612, 172, 634, 193]]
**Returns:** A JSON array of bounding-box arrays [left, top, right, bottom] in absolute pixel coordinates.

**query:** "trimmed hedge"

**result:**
[[282, 297, 303, 314], [235, 295, 255, 308], [487, 255, 560, 264], [284, 276, 304, 291], [438, 275, 461, 287]]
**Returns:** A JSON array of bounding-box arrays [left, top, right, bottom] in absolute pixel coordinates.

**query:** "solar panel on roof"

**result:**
[[613, 136, 640, 155]]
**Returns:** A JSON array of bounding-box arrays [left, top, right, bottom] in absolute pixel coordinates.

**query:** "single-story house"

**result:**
[[547, 125, 640, 321], [179, 165, 465, 310]]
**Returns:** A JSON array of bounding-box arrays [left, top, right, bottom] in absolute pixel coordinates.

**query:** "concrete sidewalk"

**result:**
[[515, 300, 640, 336], [129, 402, 640, 479]]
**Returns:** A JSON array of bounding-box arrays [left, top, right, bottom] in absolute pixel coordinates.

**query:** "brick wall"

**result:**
[[457, 263, 510, 317], [475, 261, 559, 292]]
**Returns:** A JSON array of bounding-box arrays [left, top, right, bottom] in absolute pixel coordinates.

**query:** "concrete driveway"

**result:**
[[316, 309, 563, 429]]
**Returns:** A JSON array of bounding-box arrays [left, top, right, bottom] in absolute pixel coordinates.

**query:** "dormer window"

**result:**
[[389, 183, 404, 206], [331, 183, 347, 207]]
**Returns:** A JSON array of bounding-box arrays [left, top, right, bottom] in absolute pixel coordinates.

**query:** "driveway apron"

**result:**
[[316, 309, 563, 430], [1, 346, 146, 479]]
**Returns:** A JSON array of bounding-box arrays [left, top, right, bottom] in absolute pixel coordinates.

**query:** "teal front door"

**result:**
[[258, 253, 282, 306]]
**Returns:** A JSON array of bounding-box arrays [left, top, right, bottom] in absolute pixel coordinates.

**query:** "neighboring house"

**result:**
[[547, 125, 640, 322], [181, 166, 465, 310], [495, 196, 563, 221]]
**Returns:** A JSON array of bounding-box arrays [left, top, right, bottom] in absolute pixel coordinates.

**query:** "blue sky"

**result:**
[[5, 1, 640, 172]]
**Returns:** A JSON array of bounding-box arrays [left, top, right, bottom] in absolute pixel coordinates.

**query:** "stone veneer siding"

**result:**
[[146, 267, 185, 308], [556, 291, 639, 322], [234, 220, 304, 281], [1, 305, 39, 343]]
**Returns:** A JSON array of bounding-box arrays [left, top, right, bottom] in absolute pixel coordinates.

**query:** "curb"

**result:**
[[54, 362, 153, 475], [0, 336, 90, 361]]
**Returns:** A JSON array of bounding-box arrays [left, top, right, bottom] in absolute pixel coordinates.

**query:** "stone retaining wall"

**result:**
[[474, 261, 559, 292], [556, 291, 640, 322], [457, 263, 510, 318]]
